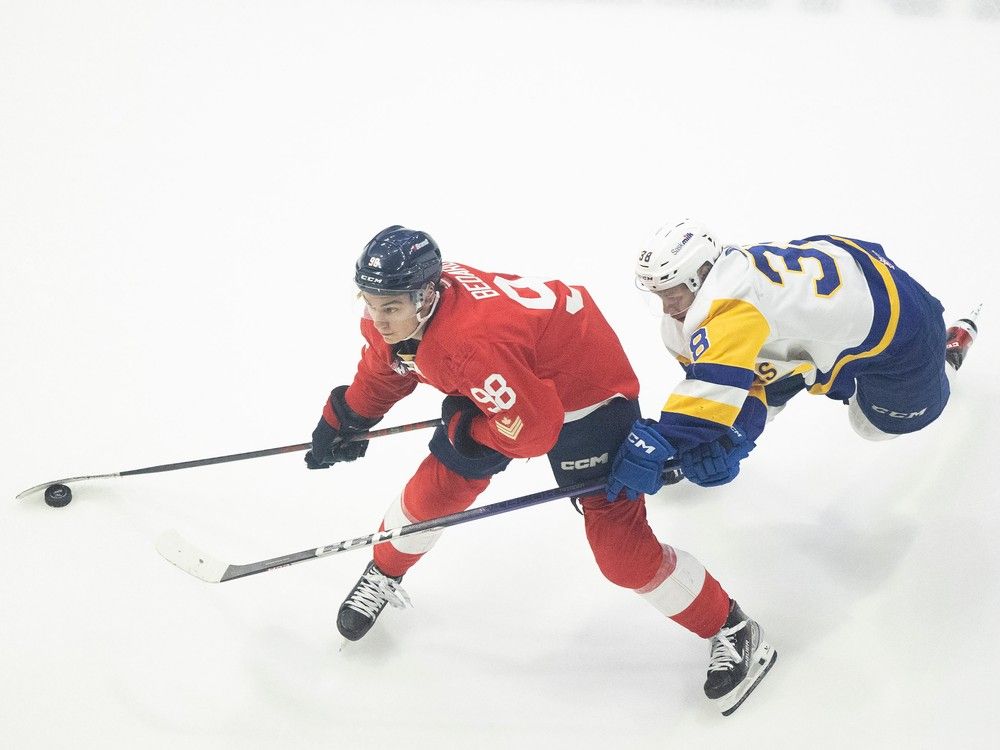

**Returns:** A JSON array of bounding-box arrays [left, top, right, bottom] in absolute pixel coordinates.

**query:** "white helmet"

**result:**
[[635, 219, 722, 293]]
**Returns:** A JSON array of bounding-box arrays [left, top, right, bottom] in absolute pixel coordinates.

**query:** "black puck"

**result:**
[[44, 483, 73, 508]]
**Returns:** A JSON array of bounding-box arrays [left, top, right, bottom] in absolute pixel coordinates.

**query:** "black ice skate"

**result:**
[[945, 304, 981, 372], [704, 600, 777, 716], [337, 560, 410, 641]]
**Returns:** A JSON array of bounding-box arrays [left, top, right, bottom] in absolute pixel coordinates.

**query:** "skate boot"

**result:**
[[704, 599, 777, 716], [945, 304, 981, 372], [337, 560, 411, 641]]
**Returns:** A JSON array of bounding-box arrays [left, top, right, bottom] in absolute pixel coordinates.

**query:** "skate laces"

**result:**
[[708, 620, 748, 672], [345, 567, 412, 618]]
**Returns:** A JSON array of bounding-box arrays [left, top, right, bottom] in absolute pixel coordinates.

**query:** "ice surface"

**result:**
[[2, 1, 998, 748]]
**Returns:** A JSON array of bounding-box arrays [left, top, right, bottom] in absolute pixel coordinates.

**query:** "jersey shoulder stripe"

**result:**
[[691, 297, 770, 371]]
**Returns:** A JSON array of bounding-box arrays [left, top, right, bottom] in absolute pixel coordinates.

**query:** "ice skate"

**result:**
[[945, 304, 981, 372], [704, 600, 777, 716], [337, 560, 410, 641]]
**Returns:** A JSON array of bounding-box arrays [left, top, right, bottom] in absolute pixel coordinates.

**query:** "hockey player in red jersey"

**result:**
[[306, 225, 774, 716]]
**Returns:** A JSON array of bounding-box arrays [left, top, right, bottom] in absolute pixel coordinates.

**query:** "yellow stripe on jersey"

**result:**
[[663, 380, 767, 427], [662, 392, 742, 426], [663, 378, 747, 425], [694, 298, 771, 371], [807, 236, 901, 395]]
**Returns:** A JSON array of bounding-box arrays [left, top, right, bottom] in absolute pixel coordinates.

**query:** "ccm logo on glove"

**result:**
[[628, 433, 660, 455]]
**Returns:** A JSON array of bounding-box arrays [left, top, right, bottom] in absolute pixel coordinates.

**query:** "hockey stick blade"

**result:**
[[156, 530, 232, 583], [154, 530, 326, 583], [15, 473, 121, 501]]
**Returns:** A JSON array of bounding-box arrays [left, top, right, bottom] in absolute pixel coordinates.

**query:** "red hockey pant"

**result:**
[[372, 454, 728, 638]]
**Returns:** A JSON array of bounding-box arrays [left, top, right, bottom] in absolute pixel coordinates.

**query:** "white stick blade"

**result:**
[[155, 530, 229, 583], [15, 474, 115, 500]]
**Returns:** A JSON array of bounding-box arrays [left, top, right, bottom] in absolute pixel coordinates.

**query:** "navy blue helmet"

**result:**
[[355, 225, 443, 294]]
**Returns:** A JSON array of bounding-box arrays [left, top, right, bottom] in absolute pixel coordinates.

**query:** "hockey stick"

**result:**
[[15, 418, 441, 500], [156, 477, 611, 583]]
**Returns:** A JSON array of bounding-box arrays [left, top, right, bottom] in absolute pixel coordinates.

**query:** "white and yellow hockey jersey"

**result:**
[[657, 235, 917, 447]]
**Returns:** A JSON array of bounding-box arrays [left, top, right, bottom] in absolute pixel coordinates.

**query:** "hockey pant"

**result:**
[[847, 277, 950, 440], [372, 398, 730, 638]]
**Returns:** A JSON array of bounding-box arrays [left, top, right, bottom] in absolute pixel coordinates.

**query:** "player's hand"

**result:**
[[440, 395, 500, 459], [431, 395, 512, 478], [678, 426, 754, 487], [441, 395, 480, 453], [304, 386, 381, 469], [606, 420, 677, 501], [304, 418, 366, 469]]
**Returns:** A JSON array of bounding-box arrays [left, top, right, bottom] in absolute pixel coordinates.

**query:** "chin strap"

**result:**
[[401, 288, 441, 341]]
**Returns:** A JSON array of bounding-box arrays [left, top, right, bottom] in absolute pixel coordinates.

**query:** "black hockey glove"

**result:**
[[304, 386, 382, 470]]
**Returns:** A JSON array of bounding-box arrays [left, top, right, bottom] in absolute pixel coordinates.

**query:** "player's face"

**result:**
[[654, 284, 696, 322], [361, 292, 420, 344]]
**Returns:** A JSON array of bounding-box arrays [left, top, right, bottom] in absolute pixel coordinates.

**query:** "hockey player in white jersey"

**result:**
[[606, 218, 979, 715]]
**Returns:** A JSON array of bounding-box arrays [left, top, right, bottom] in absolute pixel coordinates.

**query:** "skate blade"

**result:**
[[716, 642, 778, 717]]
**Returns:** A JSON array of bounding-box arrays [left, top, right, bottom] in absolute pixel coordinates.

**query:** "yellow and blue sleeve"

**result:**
[[658, 298, 770, 448]]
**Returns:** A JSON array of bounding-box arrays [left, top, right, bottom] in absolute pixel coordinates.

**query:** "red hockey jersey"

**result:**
[[342, 262, 639, 459]]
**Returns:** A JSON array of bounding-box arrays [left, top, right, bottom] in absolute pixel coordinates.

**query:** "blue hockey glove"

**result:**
[[678, 426, 755, 487], [606, 420, 677, 501]]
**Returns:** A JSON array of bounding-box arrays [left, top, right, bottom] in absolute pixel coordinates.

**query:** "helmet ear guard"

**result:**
[[635, 219, 722, 294]]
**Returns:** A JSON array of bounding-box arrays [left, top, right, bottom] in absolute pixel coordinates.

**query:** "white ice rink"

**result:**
[[2, 1, 998, 748]]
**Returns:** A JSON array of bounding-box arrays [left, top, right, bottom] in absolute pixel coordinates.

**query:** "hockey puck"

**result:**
[[44, 483, 73, 508]]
